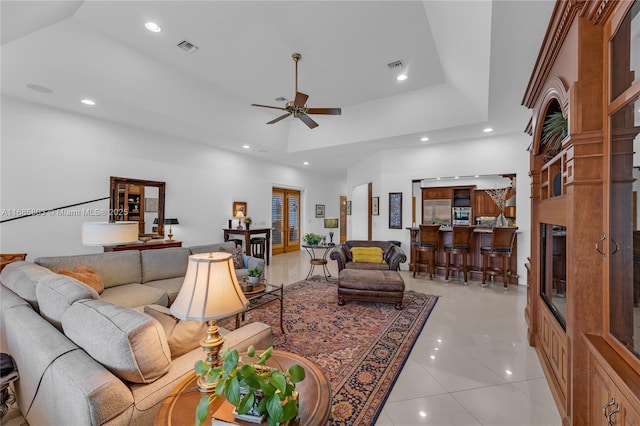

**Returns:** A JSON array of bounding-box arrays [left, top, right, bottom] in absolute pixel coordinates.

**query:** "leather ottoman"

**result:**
[[337, 269, 405, 309]]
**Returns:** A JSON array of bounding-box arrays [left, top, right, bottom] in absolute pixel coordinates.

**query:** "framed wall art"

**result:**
[[389, 192, 402, 229], [233, 201, 247, 217], [315, 204, 325, 218], [372, 197, 379, 216]]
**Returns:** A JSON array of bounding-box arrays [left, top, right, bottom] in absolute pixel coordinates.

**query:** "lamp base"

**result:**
[[166, 225, 174, 242], [236, 224, 244, 230], [197, 320, 225, 393]]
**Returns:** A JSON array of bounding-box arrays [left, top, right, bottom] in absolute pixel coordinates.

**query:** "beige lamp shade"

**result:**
[[171, 253, 249, 321], [82, 221, 139, 245], [234, 210, 245, 219]]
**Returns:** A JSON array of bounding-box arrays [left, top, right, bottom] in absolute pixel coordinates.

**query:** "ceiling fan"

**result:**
[[251, 53, 341, 129]]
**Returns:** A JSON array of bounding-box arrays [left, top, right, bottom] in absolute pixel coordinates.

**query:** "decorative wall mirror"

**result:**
[[109, 177, 166, 238]]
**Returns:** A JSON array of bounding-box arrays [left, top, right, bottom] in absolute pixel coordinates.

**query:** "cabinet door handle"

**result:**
[[607, 403, 620, 425], [611, 239, 619, 255], [596, 233, 606, 258], [603, 397, 616, 416]]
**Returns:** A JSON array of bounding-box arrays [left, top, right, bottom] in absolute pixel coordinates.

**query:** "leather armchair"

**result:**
[[330, 240, 407, 271]]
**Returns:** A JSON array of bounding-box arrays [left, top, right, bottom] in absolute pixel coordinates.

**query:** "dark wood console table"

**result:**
[[154, 350, 331, 426], [103, 240, 182, 252], [223, 228, 271, 265]]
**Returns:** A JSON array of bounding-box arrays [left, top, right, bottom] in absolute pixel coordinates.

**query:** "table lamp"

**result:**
[[234, 210, 245, 230], [170, 253, 249, 393], [324, 218, 339, 245], [163, 218, 179, 241], [82, 221, 139, 246]]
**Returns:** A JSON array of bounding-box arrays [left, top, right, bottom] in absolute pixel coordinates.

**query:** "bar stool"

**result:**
[[444, 225, 476, 285], [481, 227, 518, 289], [227, 238, 243, 248], [250, 237, 266, 259], [413, 224, 440, 279]]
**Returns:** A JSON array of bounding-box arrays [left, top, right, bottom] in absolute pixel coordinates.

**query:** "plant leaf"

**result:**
[[195, 395, 211, 426], [257, 347, 273, 365], [288, 364, 306, 383], [237, 391, 255, 415], [224, 375, 241, 406], [247, 345, 256, 358], [222, 350, 239, 377], [259, 379, 277, 396], [269, 370, 287, 394], [281, 398, 299, 422], [194, 360, 209, 376], [266, 394, 284, 422]]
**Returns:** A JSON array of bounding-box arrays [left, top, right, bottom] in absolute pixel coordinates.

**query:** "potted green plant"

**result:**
[[540, 111, 568, 161], [303, 233, 323, 246], [247, 266, 262, 286], [195, 346, 305, 426], [244, 216, 252, 230]]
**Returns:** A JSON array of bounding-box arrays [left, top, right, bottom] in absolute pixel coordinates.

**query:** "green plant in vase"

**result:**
[[303, 233, 323, 245], [195, 346, 305, 426], [540, 111, 568, 162]]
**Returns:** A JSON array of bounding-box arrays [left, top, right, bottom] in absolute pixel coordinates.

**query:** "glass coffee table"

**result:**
[[235, 282, 284, 334]]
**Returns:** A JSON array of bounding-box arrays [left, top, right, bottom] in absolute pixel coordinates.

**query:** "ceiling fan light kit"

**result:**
[[251, 53, 341, 129]]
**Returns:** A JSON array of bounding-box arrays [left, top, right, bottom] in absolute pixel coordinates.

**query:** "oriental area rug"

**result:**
[[219, 277, 438, 425]]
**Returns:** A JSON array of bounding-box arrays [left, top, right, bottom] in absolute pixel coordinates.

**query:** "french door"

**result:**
[[272, 188, 301, 254]]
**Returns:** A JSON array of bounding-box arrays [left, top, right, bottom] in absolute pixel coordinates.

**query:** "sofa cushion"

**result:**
[[35, 251, 141, 289], [219, 245, 245, 269], [140, 247, 190, 283], [59, 264, 104, 294], [351, 247, 386, 264], [144, 304, 207, 358], [100, 283, 169, 309], [0, 261, 55, 310], [36, 274, 99, 330], [189, 241, 236, 255], [62, 299, 171, 384], [142, 277, 184, 305]]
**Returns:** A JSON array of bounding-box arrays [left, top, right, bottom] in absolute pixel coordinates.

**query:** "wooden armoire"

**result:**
[[524, 1, 640, 424]]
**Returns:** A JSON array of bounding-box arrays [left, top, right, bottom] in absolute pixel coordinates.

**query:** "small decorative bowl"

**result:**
[[139, 236, 152, 243]]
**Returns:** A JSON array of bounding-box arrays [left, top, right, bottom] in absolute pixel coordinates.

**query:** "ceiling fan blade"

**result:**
[[298, 114, 319, 129], [294, 92, 309, 108], [251, 103, 288, 111], [306, 107, 342, 115], [267, 113, 291, 124]]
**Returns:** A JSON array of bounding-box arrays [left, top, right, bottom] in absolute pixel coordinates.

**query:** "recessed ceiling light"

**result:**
[[145, 22, 161, 32], [397, 74, 408, 81], [483, 127, 494, 133], [81, 99, 96, 106], [242, 145, 250, 149], [26, 83, 53, 93], [436, 177, 441, 180], [420, 137, 429, 142], [474, 175, 480, 178], [454, 176, 459, 179], [303, 161, 309, 166]]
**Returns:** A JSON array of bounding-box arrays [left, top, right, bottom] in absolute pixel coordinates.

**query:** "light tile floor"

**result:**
[[3, 249, 561, 426], [267, 250, 562, 426]]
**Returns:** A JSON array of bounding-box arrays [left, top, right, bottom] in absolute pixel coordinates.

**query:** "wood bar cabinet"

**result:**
[[524, 1, 640, 423]]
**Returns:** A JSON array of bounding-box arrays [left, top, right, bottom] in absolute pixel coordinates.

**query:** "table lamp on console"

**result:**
[[234, 210, 245, 230], [163, 218, 179, 241], [170, 252, 249, 392], [324, 218, 339, 246]]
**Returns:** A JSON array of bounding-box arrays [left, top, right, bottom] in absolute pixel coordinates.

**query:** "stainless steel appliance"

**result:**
[[452, 207, 471, 225]]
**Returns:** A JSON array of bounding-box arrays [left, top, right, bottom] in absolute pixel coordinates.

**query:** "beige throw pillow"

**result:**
[[144, 304, 207, 358]]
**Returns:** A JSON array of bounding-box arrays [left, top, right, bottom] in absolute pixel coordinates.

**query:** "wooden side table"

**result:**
[[0, 253, 27, 272], [154, 351, 331, 426], [103, 240, 182, 252]]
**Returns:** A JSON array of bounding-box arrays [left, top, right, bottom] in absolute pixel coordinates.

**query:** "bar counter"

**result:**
[[407, 226, 519, 285]]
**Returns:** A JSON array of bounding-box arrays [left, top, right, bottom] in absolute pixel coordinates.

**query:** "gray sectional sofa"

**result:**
[[33, 241, 264, 309], [0, 242, 271, 425]]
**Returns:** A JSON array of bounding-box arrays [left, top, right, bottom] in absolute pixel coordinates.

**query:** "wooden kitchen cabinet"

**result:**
[[422, 187, 451, 200]]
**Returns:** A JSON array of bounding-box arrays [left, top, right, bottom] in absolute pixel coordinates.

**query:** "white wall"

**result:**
[[0, 97, 345, 259], [351, 184, 369, 239], [346, 134, 532, 284]]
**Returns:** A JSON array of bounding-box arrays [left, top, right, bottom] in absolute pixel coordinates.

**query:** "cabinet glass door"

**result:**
[[608, 1, 640, 358]]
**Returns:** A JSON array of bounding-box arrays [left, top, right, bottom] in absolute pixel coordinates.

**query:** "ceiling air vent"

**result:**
[[176, 40, 198, 54], [275, 97, 287, 102], [387, 60, 404, 70]]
